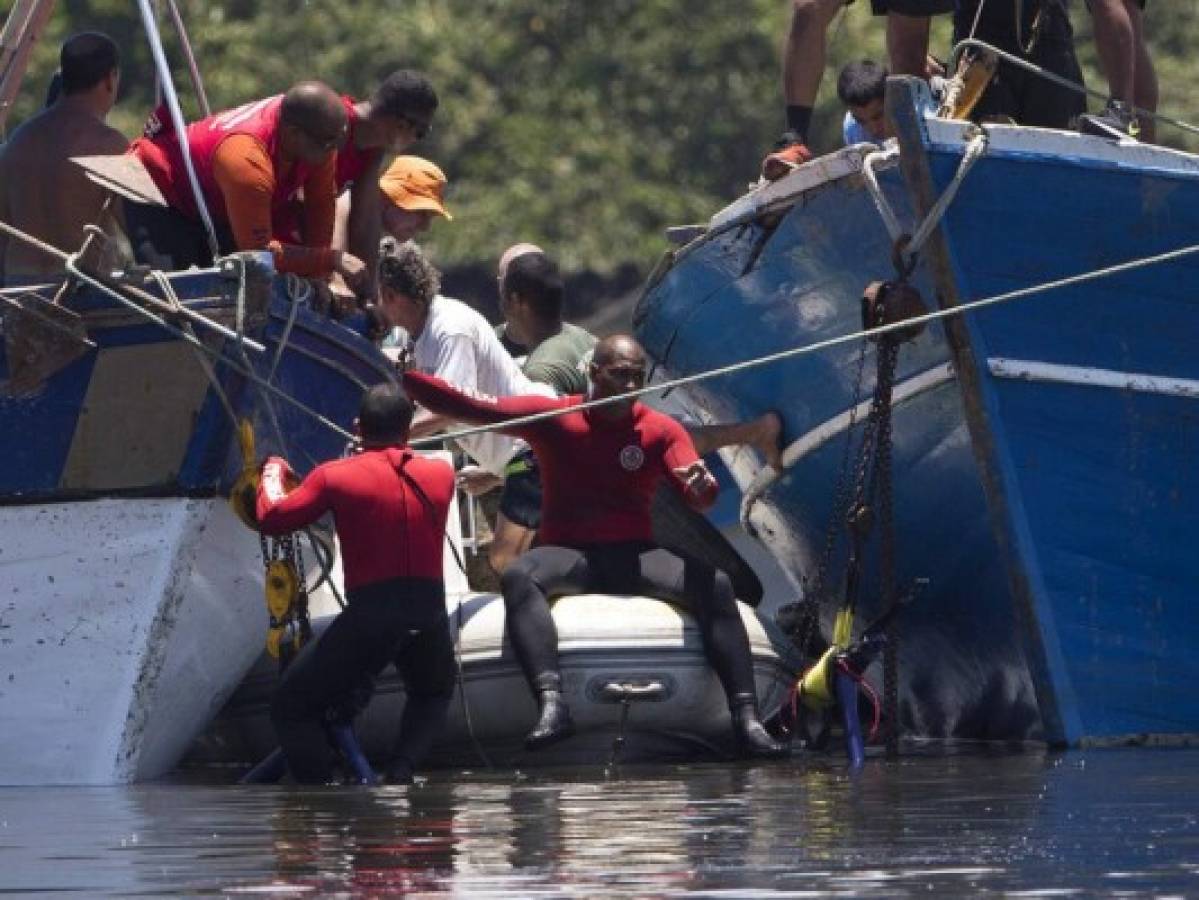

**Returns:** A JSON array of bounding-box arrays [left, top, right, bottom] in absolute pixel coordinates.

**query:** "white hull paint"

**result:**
[[0, 497, 265, 785]]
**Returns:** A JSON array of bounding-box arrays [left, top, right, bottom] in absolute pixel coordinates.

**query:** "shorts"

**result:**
[[498, 449, 542, 530], [871, 0, 955, 15]]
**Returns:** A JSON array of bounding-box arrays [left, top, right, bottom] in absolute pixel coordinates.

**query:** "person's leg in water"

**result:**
[[762, 0, 846, 180], [387, 605, 456, 783], [499, 545, 594, 748], [269, 598, 401, 784], [687, 414, 785, 474], [635, 547, 787, 758]]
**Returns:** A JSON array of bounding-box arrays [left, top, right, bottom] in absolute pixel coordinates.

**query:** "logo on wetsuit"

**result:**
[[619, 445, 645, 471]]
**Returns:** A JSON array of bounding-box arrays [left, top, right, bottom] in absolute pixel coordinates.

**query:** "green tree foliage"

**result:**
[[5, 1, 1197, 281]]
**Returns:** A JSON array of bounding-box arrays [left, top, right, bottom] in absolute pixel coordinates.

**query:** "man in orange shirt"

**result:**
[[128, 81, 368, 292]]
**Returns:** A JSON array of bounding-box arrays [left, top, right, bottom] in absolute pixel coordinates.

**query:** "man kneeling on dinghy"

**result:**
[[403, 336, 787, 758], [256, 384, 456, 784]]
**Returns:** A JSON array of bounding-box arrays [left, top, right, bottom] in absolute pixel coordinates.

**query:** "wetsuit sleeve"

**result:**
[[212, 135, 336, 277], [403, 370, 560, 438], [256, 456, 331, 534], [658, 413, 719, 510]]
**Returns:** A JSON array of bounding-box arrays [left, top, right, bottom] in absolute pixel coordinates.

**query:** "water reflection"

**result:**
[[1, 750, 1198, 896]]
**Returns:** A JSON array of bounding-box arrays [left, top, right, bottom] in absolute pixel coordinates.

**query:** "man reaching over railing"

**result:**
[[128, 81, 369, 294]]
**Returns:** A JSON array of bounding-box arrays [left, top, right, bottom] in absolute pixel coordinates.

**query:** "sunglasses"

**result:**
[[303, 124, 346, 153], [400, 115, 432, 141]]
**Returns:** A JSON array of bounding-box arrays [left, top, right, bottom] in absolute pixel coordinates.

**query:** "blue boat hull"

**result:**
[[0, 258, 393, 500], [635, 150, 1041, 740], [895, 85, 1199, 744]]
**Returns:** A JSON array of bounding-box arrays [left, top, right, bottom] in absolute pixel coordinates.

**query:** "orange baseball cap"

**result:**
[[378, 156, 452, 220]]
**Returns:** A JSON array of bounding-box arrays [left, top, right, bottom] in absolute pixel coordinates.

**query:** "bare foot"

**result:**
[[750, 411, 785, 473]]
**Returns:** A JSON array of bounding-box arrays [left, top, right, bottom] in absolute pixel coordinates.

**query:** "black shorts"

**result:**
[[498, 449, 542, 530], [871, 0, 955, 15]]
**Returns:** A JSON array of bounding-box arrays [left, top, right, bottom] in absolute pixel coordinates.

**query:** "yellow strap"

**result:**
[[832, 606, 854, 649]]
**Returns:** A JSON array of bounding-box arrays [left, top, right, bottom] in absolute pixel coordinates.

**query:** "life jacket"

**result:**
[[132, 95, 321, 226]]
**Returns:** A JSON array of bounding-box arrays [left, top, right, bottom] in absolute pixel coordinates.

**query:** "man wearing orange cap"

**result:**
[[333, 155, 451, 258]]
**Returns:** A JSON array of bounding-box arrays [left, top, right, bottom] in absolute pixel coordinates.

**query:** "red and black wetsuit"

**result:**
[[402, 371, 716, 546], [402, 372, 757, 709], [255, 446, 456, 783]]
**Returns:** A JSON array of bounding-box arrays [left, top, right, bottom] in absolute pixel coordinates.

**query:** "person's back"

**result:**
[[259, 446, 451, 592], [0, 33, 126, 283]]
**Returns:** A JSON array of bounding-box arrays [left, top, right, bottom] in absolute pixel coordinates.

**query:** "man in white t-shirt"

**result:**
[[376, 241, 553, 479]]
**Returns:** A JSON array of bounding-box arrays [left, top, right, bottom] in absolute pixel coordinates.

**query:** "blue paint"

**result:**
[[636, 160, 1041, 741], [919, 134, 1199, 744], [0, 261, 391, 500]]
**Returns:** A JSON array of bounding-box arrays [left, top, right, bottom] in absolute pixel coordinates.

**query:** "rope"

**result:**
[[414, 239, 1199, 450], [861, 148, 904, 243], [860, 133, 988, 268], [949, 37, 1199, 141], [149, 269, 239, 426], [62, 256, 355, 442]]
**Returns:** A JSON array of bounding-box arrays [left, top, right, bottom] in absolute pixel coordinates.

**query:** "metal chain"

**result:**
[[873, 336, 902, 757], [793, 339, 872, 658]]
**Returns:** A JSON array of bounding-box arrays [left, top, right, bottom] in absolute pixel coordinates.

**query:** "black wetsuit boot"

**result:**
[[731, 693, 788, 759], [526, 672, 575, 750]]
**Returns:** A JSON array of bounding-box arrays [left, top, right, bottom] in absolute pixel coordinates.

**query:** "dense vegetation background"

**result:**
[[5, 1, 1197, 312]]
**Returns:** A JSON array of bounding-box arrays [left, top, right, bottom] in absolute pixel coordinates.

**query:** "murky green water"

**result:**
[[3, 749, 1198, 897]]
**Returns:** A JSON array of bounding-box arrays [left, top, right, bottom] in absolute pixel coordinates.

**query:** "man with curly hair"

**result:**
[[376, 241, 554, 482]]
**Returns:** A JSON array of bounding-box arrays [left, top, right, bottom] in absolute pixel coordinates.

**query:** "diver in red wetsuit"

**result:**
[[403, 334, 786, 758], [256, 383, 456, 783]]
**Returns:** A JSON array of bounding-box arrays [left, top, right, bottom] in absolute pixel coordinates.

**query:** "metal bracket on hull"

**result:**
[[0, 290, 94, 396]]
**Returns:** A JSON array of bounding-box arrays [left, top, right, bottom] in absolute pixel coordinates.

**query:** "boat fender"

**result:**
[[861, 280, 928, 343]]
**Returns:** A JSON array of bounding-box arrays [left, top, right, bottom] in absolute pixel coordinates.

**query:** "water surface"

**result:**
[[3, 748, 1198, 896]]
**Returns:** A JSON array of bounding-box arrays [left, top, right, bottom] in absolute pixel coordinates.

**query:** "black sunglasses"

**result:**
[[400, 114, 432, 141]]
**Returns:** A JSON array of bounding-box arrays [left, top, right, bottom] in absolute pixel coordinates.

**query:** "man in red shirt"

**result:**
[[289, 71, 440, 296], [256, 383, 456, 784], [403, 335, 786, 758], [128, 81, 368, 292]]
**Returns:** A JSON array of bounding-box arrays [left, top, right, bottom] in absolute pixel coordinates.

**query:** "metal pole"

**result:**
[[161, 0, 210, 118], [0, 0, 56, 134], [134, 0, 220, 259], [0, 218, 264, 352]]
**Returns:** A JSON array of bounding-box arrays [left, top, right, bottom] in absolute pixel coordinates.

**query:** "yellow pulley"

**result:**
[[265, 626, 284, 660], [265, 558, 299, 620], [229, 418, 261, 530], [798, 607, 856, 711]]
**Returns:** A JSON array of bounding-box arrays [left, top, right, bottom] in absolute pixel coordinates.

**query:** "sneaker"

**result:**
[[1079, 100, 1141, 141], [761, 131, 813, 181]]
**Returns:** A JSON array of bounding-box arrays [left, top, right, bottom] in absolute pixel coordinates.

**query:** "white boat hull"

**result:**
[[0, 498, 265, 785]]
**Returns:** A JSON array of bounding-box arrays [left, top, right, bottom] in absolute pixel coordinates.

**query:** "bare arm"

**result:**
[[345, 165, 383, 295]]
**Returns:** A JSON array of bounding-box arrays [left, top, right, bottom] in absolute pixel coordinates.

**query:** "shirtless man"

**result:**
[[0, 33, 127, 283]]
